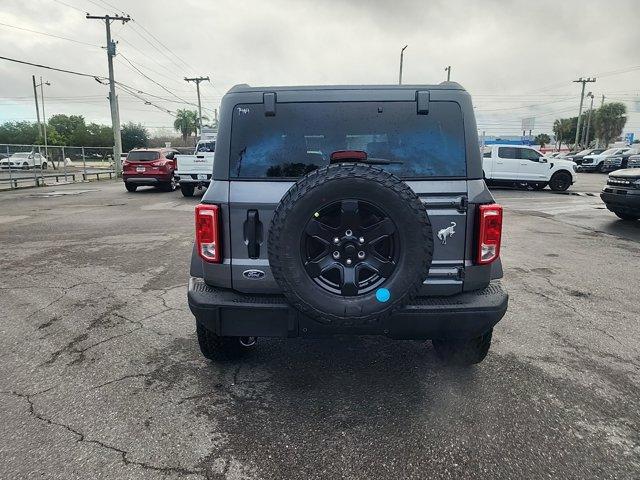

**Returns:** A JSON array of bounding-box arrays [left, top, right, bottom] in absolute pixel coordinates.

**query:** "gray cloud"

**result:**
[[1, 0, 638, 137]]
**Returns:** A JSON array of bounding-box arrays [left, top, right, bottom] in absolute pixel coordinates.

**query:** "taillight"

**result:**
[[476, 203, 503, 265], [195, 204, 221, 263]]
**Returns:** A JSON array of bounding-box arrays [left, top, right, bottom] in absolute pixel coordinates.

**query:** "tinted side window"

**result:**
[[482, 151, 492, 158], [521, 149, 542, 161], [229, 101, 466, 179], [498, 147, 517, 159]]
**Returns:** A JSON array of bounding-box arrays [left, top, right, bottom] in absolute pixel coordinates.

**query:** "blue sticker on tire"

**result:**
[[376, 288, 390, 303]]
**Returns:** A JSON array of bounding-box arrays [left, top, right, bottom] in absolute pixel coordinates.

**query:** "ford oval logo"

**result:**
[[243, 269, 265, 280]]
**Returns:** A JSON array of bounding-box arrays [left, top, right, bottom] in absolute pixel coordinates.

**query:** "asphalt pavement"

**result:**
[[0, 174, 638, 479]]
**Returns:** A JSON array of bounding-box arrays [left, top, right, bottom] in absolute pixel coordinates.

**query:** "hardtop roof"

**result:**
[[227, 81, 466, 94]]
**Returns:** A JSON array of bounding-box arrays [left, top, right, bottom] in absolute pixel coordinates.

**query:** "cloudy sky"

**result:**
[[1, 0, 639, 139]]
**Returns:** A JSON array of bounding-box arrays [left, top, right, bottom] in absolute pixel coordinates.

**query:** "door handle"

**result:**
[[243, 209, 263, 259]]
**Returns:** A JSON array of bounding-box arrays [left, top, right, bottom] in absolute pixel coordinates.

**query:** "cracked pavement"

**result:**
[[0, 176, 638, 479]]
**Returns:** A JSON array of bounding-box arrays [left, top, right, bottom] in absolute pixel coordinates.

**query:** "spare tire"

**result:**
[[268, 163, 434, 325]]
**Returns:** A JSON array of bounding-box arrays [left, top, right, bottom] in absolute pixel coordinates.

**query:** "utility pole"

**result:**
[[36, 77, 51, 166], [600, 94, 605, 108], [584, 92, 594, 147], [573, 77, 596, 148], [32, 75, 42, 138], [184, 76, 210, 138], [445, 65, 451, 82], [86, 13, 131, 176], [398, 45, 408, 85]]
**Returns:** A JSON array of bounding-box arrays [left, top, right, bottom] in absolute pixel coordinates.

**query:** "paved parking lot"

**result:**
[[0, 174, 638, 479]]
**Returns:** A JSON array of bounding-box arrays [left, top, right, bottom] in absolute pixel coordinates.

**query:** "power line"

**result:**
[[52, 0, 88, 13], [130, 19, 195, 72], [0, 55, 106, 80], [0, 22, 102, 49], [122, 22, 188, 73], [118, 53, 203, 109]]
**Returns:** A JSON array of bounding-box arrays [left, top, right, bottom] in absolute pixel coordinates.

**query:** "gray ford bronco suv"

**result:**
[[188, 83, 508, 365]]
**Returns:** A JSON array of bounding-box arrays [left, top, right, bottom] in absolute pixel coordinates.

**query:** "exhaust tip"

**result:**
[[239, 336, 257, 347]]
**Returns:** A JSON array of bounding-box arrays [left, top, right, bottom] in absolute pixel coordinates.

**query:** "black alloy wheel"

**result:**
[[302, 199, 399, 297]]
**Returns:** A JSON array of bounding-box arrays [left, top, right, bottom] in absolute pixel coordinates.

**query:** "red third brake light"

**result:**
[[477, 203, 503, 265], [195, 204, 221, 263]]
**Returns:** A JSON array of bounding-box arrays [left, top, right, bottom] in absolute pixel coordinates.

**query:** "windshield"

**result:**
[[229, 101, 466, 178], [576, 149, 592, 155], [197, 141, 216, 153], [600, 148, 619, 156], [127, 151, 160, 161]]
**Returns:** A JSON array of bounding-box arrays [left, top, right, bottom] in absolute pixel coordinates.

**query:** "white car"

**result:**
[[482, 144, 577, 191], [0, 152, 49, 170], [581, 147, 635, 172]]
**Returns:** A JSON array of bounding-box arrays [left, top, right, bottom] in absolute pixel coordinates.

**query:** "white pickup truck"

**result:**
[[174, 139, 215, 197], [482, 144, 577, 191]]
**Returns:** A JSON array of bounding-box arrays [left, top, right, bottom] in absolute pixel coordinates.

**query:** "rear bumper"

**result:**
[[123, 174, 171, 185], [175, 173, 212, 185], [188, 277, 508, 340]]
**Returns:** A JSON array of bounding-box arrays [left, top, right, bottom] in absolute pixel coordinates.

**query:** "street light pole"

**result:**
[[398, 45, 408, 85], [584, 92, 594, 147], [445, 65, 451, 81]]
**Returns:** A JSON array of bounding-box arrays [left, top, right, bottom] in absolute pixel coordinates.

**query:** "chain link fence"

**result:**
[[0, 144, 117, 189]]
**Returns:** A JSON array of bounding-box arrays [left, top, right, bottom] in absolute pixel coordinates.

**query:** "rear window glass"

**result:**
[[127, 151, 159, 161], [229, 101, 466, 178], [197, 142, 216, 153]]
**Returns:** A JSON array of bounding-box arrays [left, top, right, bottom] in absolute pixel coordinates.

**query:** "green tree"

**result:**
[[534, 133, 551, 148], [47, 114, 87, 145], [0, 121, 40, 145], [173, 109, 198, 144], [121, 122, 149, 151], [594, 102, 627, 147], [86, 123, 113, 147]]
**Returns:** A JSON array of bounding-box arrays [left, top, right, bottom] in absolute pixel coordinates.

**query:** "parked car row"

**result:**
[[123, 138, 216, 197], [580, 147, 638, 172]]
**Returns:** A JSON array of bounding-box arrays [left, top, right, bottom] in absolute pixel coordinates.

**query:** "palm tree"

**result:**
[[173, 109, 198, 144], [553, 118, 572, 150]]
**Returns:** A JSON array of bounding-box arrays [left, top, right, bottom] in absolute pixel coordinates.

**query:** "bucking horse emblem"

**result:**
[[437, 222, 456, 245]]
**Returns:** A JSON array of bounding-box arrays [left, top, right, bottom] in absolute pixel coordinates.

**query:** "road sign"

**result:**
[[522, 117, 535, 131]]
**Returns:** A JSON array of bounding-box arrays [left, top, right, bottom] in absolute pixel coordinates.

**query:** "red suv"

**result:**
[[122, 148, 179, 192]]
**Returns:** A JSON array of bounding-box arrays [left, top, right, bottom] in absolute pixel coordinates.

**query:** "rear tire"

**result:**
[[181, 183, 195, 197], [160, 175, 178, 192], [432, 329, 493, 366], [598, 162, 606, 173], [614, 211, 639, 221], [41, 162, 48, 170], [125, 182, 137, 192], [549, 171, 572, 191], [196, 322, 256, 361]]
